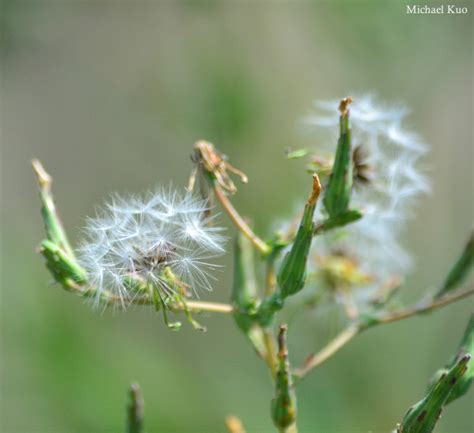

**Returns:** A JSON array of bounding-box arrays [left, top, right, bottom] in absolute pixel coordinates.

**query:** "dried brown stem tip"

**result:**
[[307, 174, 322, 206], [338, 97, 353, 117], [193, 140, 248, 194], [225, 415, 247, 433], [31, 158, 52, 192]]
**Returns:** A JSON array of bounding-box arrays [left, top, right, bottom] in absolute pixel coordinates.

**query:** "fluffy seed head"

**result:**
[[78, 187, 226, 307], [303, 94, 430, 306]]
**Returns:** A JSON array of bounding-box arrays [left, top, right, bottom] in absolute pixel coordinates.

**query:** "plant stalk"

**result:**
[[294, 286, 474, 380]]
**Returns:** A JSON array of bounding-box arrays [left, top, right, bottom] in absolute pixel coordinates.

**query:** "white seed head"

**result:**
[[78, 187, 226, 307], [303, 94, 430, 303]]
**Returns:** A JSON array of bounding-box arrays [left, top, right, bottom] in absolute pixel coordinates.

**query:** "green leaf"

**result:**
[[398, 354, 471, 433], [435, 232, 473, 298]]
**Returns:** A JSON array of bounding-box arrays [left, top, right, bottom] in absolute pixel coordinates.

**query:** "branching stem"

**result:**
[[294, 325, 358, 379], [374, 286, 474, 325], [294, 286, 474, 380], [213, 184, 271, 255], [62, 280, 234, 313]]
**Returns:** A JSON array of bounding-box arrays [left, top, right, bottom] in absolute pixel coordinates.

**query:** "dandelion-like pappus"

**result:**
[[77, 188, 226, 310], [302, 94, 430, 315]]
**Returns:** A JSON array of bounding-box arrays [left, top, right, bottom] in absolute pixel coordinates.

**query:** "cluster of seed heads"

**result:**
[[78, 188, 225, 307]]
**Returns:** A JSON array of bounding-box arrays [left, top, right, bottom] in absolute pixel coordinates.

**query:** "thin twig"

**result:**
[[213, 184, 271, 255], [61, 279, 234, 313], [294, 286, 474, 380], [179, 300, 234, 314], [294, 325, 358, 379], [374, 286, 474, 325]]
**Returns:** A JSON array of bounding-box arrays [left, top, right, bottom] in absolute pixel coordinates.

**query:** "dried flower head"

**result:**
[[190, 140, 248, 194], [78, 187, 226, 307], [303, 94, 430, 310]]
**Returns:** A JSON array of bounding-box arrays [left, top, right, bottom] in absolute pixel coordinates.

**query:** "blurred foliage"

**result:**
[[1, 1, 473, 432]]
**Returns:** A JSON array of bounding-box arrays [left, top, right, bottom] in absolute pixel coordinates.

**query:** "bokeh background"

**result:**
[[1, 1, 473, 432]]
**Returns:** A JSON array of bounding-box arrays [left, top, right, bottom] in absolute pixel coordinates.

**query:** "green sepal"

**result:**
[[271, 325, 297, 430], [398, 354, 471, 433], [314, 208, 363, 234], [435, 232, 473, 299], [277, 200, 316, 299], [322, 108, 353, 218], [39, 239, 87, 288]]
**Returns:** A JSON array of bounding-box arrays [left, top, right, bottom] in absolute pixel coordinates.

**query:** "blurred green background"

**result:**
[[1, 1, 473, 432]]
